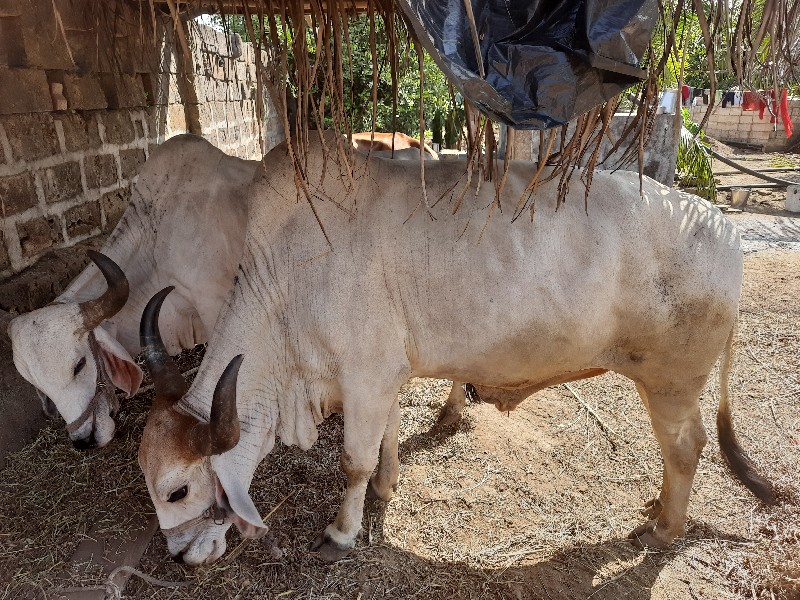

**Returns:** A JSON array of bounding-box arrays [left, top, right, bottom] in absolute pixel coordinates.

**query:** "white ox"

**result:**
[[3, 135, 256, 448], [136, 132, 774, 566]]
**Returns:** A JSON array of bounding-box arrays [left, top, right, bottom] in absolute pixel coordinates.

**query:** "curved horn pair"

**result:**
[[80, 251, 129, 331], [140, 287, 243, 456]]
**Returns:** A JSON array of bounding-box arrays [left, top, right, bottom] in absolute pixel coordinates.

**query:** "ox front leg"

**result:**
[[312, 389, 396, 562], [630, 387, 707, 548]]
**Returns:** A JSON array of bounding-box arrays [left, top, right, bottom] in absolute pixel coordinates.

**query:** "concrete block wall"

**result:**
[[0, 0, 283, 282], [510, 112, 679, 186], [689, 99, 800, 151]]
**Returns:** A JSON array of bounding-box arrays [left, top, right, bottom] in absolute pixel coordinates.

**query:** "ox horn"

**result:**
[[79, 251, 129, 331], [189, 355, 243, 456], [139, 286, 187, 402]]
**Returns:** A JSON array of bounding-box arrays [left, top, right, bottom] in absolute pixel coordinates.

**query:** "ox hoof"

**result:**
[[628, 520, 674, 549], [640, 498, 663, 520], [367, 477, 395, 502], [310, 531, 353, 562]]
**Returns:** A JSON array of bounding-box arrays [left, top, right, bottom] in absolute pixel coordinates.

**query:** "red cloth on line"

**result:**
[[757, 89, 793, 138], [758, 90, 771, 120], [780, 88, 793, 138], [681, 85, 689, 102], [758, 90, 777, 122], [742, 91, 758, 111]]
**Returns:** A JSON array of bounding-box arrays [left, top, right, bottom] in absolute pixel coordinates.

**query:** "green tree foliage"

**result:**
[[210, 13, 463, 145]]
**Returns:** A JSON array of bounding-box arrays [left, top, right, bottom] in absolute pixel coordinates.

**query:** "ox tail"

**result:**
[[717, 322, 776, 505]]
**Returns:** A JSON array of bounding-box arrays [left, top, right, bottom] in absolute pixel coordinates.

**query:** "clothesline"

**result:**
[[672, 85, 794, 138]]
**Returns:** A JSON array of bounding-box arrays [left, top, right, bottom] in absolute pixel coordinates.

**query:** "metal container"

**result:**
[[787, 185, 800, 213]]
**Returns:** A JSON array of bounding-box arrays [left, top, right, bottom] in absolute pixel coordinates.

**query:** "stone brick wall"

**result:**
[[0, 1, 283, 282], [689, 98, 800, 151]]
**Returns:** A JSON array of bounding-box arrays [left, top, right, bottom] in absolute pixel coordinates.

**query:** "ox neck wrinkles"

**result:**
[[65, 331, 119, 434]]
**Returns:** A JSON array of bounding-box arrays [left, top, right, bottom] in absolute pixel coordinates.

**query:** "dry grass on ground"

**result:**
[[0, 251, 798, 600]]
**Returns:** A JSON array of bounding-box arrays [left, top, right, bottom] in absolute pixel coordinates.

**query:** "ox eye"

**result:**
[[73, 357, 87, 376], [168, 486, 188, 503]]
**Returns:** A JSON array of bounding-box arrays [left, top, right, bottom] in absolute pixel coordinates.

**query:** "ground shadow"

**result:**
[[343, 496, 754, 600]]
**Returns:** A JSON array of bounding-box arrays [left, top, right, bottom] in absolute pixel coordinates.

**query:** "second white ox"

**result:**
[[4, 135, 256, 448], [137, 132, 773, 566]]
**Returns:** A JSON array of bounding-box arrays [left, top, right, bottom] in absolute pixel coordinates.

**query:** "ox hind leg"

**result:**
[[370, 399, 401, 501], [435, 381, 467, 427], [312, 379, 401, 561], [630, 380, 708, 547], [373, 380, 468, 501]]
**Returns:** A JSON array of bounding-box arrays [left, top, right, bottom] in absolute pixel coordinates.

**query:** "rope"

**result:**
[[47, 566, 191, 599]]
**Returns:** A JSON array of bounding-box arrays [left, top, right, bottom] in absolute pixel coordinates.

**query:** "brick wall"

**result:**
[[689, 98, 799, 151], [0, 1, 283, 282]]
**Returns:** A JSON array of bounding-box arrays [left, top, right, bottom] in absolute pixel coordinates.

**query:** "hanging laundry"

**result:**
[[659, 89, 678, 114], [757, 88, 793, 137], [682, 85, 690, 106], [722, 91, 735, 107], [779, 89, 793, 137], [757, 90, 771, 120], [758, 89, 778, 123], [742, 91, 758, 111]]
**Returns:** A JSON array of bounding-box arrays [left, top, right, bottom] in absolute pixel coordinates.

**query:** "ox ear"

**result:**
[[93, 327, 143, 397], [213, 464, 268, 539]]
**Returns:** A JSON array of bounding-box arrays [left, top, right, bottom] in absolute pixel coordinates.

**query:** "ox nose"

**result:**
[[72, 432, 98, 450]]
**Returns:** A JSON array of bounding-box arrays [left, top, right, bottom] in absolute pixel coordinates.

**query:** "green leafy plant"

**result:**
[[676, 108, 717, 201], [210, 14, 463, 147]]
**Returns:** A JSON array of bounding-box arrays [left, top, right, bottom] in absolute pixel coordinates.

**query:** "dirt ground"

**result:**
[[1, 152, 799, 599]]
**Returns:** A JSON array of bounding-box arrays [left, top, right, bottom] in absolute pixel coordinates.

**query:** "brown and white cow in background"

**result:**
[[136, 131, 774, 567], [351, 131, 439, 160]]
